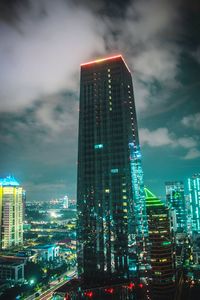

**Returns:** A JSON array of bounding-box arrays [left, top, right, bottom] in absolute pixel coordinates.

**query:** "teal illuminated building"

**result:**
[[165, 181, 187, 233], [145, 188, 175, 300], [77, 55, 148, 284], [188, 174, 200, 233]]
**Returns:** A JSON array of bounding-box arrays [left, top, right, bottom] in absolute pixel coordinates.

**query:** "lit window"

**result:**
[[162, 241, 171, 246], [123, 196, 127, 199], [105, 189, 110, 193], [155, 271, 161, 275], [111, 168, 118, 174], [160, 259, 167, 262], [94, 144, 103, 149]]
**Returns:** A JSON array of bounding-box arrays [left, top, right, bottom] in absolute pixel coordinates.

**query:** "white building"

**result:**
[[32, 244, 59, 261]]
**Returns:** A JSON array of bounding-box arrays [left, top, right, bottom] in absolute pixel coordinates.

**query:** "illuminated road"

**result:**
[[24, 269, 76, 300]]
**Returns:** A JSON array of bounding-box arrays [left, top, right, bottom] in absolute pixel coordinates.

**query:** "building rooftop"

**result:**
[[33, 244, 58, 250], [0, 259, 23, 267], [81, 54, 122, 66], [81, 54, 131, 72], [144, 187, 164, 207], [0, 175, 20, 187]]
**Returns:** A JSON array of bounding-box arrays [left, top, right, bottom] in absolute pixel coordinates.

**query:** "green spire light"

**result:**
[[144, 187, 164, 207]]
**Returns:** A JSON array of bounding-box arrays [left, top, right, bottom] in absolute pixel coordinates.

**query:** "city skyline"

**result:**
[[0, 0, 200, 201]]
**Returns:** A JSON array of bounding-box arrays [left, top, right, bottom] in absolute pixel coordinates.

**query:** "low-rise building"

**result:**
[[15, 249, 37, 263], [0, 259, 24, 283], [32, 244, 59, 262]]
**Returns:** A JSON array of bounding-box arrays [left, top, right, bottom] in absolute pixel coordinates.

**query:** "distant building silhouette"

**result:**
[[165, 181, 187, 233]]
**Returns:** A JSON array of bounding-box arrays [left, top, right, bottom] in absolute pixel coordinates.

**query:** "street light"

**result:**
[[29, 279, 35, 285]]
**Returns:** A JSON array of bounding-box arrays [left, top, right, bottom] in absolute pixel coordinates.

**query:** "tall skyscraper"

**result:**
[[77, 55, 147, 284], [188, 174, 200, 233], [145, 188, 175, 300], [165, 181, 187, 233], [0, 176, 24, 249]]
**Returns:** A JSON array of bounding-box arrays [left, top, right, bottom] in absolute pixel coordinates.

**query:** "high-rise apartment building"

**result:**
[[188, 174, 200, 233], [145, 188, 175, 300], [77, 55, 147, 284], [165, 181, 187, 233], [0, 176, 24, 249]]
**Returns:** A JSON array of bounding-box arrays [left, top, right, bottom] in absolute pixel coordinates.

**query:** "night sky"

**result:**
[[0, 0, 199, 201]]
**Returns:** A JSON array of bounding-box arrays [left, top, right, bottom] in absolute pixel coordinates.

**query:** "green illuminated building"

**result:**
[[77, 55, 148, 284], [144, 188, 175, 300], [165, 181, 187, 233]]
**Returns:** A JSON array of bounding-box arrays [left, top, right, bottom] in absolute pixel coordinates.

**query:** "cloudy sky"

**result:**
[[0, 0, 199, 200]]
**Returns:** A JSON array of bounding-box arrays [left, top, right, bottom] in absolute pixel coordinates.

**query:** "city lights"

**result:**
[[0, 0, 199, 298]]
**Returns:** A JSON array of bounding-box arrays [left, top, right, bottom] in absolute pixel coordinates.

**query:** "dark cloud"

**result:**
[[0, 0, 108, 112], [0, 0, 185, 114]]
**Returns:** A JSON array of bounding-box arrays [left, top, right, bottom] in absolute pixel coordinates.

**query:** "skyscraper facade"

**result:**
[[188, 174, 200, 233], [145, 188, 175, 300], [0, 176, 24, 249], [165, 181, 187, 233], [77, 55, 147, 283]]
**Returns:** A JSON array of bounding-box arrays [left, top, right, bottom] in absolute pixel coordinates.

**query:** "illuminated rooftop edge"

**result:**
[[81, 54, 131, 72], [144, 187, 164, 207], [0, 175, 20, 187]]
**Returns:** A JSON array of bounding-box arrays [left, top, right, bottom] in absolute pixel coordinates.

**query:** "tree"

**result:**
[[24, 262, 43, 284]]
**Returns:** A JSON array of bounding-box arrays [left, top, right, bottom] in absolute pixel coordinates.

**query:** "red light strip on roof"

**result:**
[[81, 54, 131, 72], [81, 55, 122, 66]]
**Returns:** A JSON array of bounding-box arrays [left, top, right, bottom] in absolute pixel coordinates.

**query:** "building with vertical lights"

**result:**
[[77, 55, 148, 285], [144, 188, 175, 300], [0, 176, 24, 249], [165, 181, 187, 233], [188, 174, 200, 233], [63, 195, 69, 209]]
